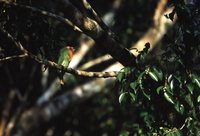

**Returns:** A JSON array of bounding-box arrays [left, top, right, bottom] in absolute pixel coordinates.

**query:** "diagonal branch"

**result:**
[[0, 0, 137, 67], [78, 4, 175, 70], [0, 0, 82, 33], [81, 0, 115, 38], [70, 0, 123, 69], [59, 0, 137, 67], [0, 28, 118, 78]]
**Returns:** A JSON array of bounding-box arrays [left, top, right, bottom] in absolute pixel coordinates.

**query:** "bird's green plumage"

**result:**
[[58, 47, 70, 67]]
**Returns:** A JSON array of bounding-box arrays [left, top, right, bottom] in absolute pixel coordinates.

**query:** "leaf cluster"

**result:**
[[117, 1, 200, 135]]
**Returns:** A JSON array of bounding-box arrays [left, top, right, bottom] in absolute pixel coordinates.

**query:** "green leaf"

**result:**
[[129, 92, 136, 102], [119, 130, 129, 136], [164, 92, 175, 104], [194, 78, 200, 88], [142, 90, 150, 100], [169, 79, 174, 92], [174, 75, 182, 84], [174, 102, 184, 114], [119, 92, 128, 104], [173, 130, 182, 136], [156, 86, 163, 94], [197, 96, 200, 103], [166, 128, 182, 136], [186, 83, 194, 94], [185, 94, 194, 108], [149, 71, 158, 82], [130, 82, 138, 93], [124, 67, 131, 74], [140, 111, 148, 117], [138, 71, 145, 80], [137, 44, 149, 63], [152, 67, 163, 81], [165, 84, 173, 95], [191, 73, 200, 88], [117, 72, 124, 82]]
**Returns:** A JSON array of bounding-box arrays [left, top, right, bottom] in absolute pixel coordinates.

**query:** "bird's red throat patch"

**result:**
[[67, 46, 74, 61]]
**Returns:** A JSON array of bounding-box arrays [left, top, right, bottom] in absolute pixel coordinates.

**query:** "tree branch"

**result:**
[[70, 0, 122, 69], [78, 54, 112, 70], [77, 5, 175, 70], [81, 0, 115, 38], [60, 0, 136, 67], [0, 28, 118, 78], [0, 0, 137, 67], [0, 54, 28, 62], [0, 0, 82, 33]]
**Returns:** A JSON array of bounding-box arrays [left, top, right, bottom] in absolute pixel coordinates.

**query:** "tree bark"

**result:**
[[59, 0, 137, 67]]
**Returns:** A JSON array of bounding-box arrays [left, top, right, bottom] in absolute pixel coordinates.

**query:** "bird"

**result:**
[[58, 46, 74, 67], [57, 46, 74, 85]]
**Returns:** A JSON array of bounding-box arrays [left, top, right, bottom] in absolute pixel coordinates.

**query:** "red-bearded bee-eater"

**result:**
[[57, 46, 74, 85], [58, 46, 74, 67]]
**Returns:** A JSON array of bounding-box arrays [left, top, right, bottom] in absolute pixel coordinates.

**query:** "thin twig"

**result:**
[[0, 28, 118, 78], [0, 54, 28, 62], [0, 0, 82, 33], [78, 54, 112, 70]]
